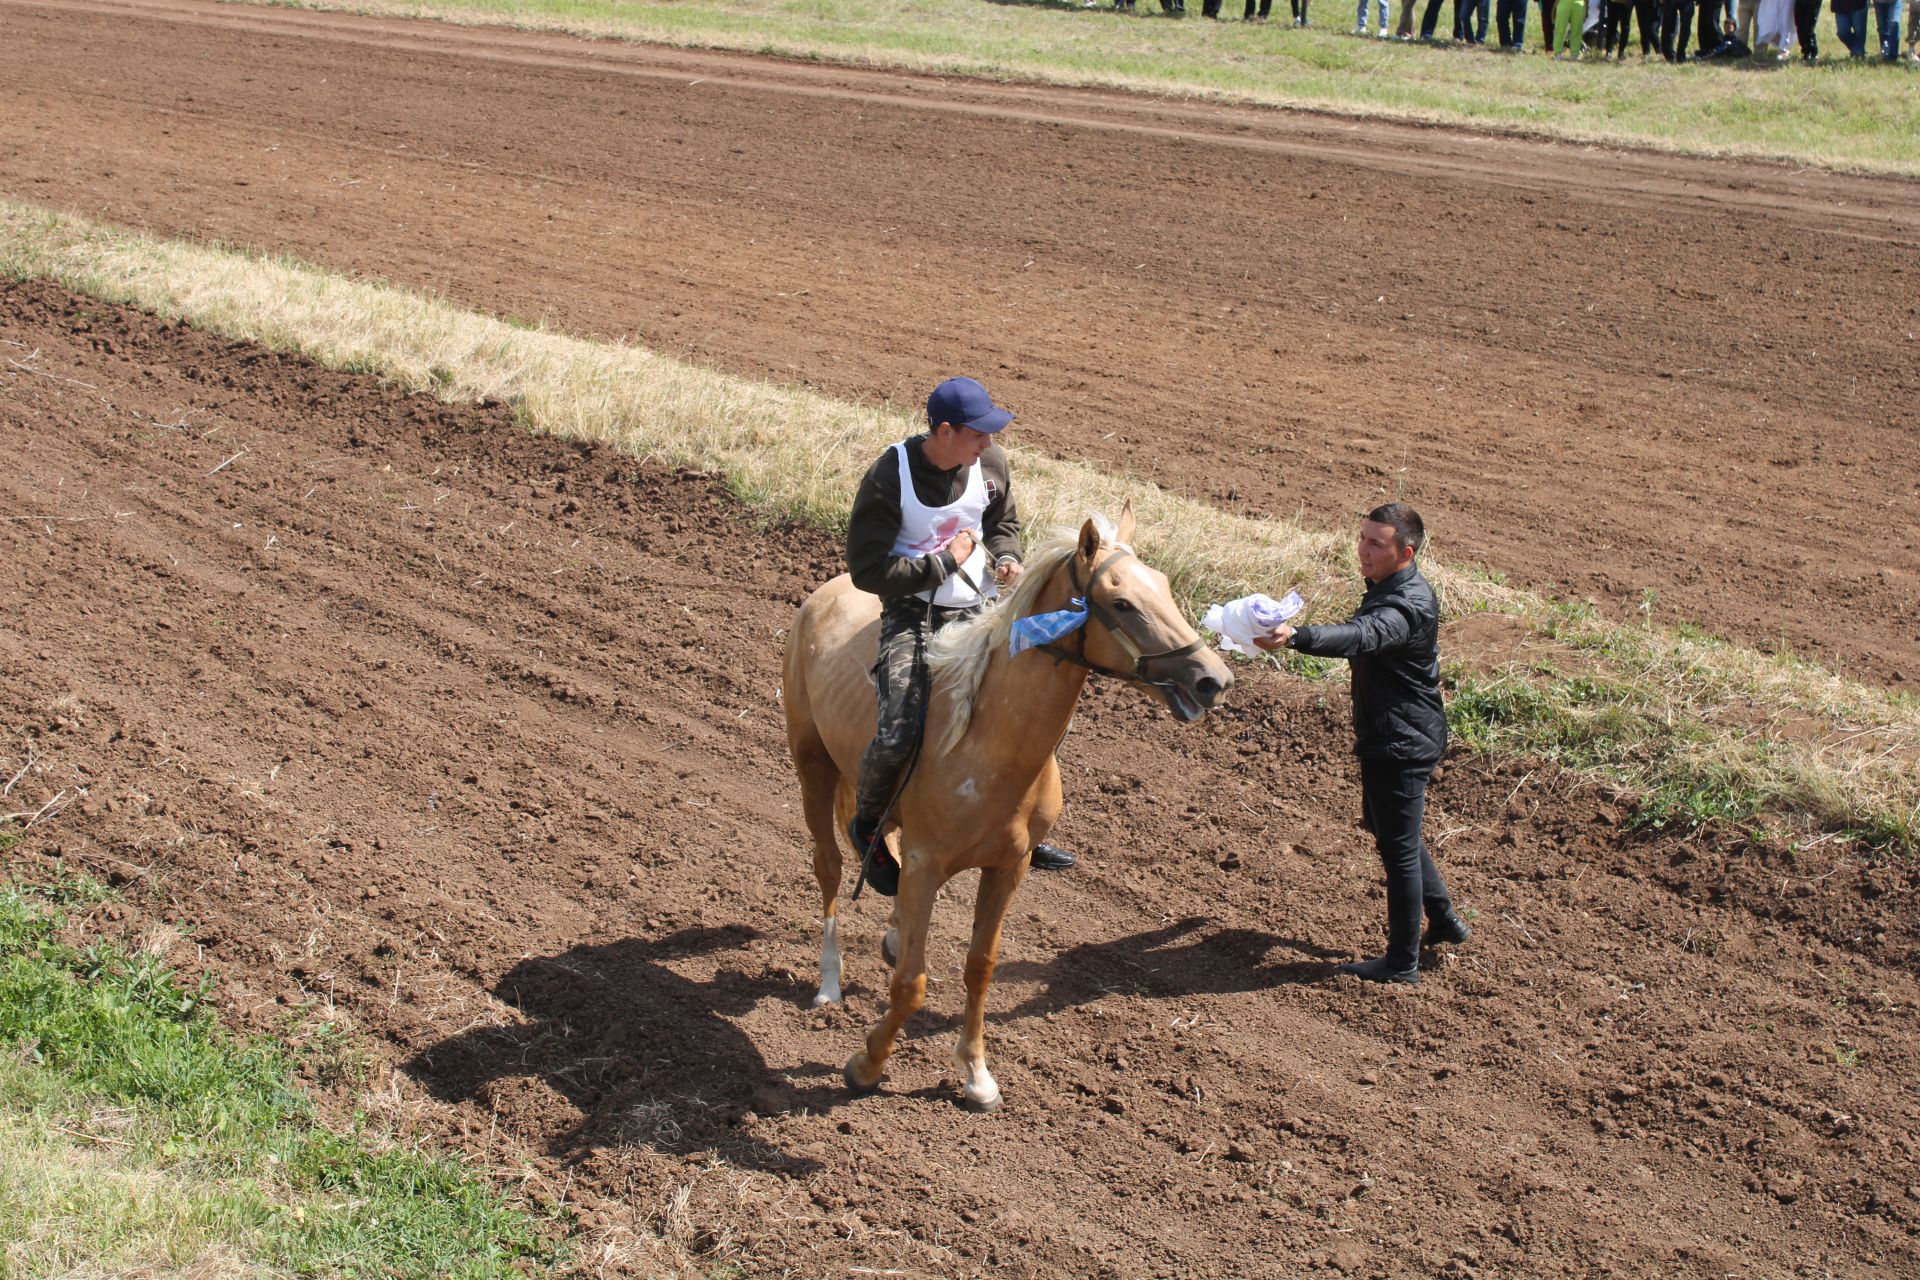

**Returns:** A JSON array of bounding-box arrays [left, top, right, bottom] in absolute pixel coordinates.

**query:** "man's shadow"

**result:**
[[404, 925, 848, 1173], [993, 915, 1344, 1022]]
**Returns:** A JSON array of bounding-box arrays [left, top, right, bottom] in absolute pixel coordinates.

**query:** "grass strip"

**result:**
[[0, 873, 561, 1278], [0, 200, 1913, 851], [259, 0, 1920, 176]]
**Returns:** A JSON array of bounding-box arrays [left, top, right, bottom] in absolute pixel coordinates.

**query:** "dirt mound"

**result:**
[[5, 279, 1918, 1276], [4, 0, 1919, 681]]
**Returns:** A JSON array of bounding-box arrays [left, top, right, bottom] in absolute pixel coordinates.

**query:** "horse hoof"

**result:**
[[811, 990, 839, 1008], [960, 1084, 1003, 1113], [881, 929, 899, 967], [843, 1054, 882, 1095]]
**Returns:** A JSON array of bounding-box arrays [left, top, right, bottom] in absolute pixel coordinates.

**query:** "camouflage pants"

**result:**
[[853, 597, 981, 822]]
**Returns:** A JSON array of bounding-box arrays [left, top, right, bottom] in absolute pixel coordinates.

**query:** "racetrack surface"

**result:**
[[3, 0, 1918, 682], [5, 277, 1918, 1278], [4, 5, 1920, 1274]]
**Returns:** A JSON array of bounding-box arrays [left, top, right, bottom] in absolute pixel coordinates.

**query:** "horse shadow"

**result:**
[[990, 915, 1345, 1022], [403, 925, 846, 1174]]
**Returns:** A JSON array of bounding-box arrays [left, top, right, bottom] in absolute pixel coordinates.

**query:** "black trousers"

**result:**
[[1695, 0, 1723, 47], [1246, 0, 1273, 15], [1659, 0, 1696, 58], [1496, 0, 1527, 43], [1291, 0, 1310, 17], [1635, 0, 1660, 50], [1792, 0, 1819, 54], [1538, 0, 1556, 48], [1419, 0, 1448, 36], [1603, 0, 1633, 51], [1359, 757, 1455, 971]]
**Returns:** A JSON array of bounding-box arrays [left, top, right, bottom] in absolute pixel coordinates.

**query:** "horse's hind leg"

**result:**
[[953, 860, 1028, 1112], [792, 730, 846, 1006]]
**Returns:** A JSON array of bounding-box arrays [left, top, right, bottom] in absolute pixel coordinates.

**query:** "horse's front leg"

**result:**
[[952, 858, 1028, 1112], [844, 847, 937, 1093]]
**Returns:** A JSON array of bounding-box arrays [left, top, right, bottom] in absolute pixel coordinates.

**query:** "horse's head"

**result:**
[[1070, 503, 1233, 723]]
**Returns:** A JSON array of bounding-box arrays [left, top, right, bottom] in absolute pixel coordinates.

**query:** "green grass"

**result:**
[[0, 875, 563, 1278], [261, 0, 1920, 174]]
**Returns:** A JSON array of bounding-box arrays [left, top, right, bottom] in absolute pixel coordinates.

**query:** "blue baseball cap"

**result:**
[[926, 376, 1014, 434]]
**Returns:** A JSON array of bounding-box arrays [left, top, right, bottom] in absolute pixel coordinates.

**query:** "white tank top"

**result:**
[[888, 441, 992, 608]]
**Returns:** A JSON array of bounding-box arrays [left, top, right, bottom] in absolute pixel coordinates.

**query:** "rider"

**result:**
[[844, 376, 1078, 895]]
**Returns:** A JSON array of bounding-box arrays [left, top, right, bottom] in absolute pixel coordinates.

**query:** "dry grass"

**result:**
[[2, 199, 1913, 848]]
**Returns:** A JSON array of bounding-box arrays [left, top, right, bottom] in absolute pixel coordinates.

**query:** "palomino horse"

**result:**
[[780, 505, 1232, 1109]]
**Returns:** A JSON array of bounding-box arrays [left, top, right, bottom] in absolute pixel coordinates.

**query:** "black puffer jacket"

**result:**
[[1291, 564, 1446, 763]]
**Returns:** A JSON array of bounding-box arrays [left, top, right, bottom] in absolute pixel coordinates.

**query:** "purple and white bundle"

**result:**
[[1199, 591, 1303, 656]]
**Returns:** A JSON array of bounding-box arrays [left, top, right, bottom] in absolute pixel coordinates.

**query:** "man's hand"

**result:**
[[995, 558, 1024, 588], [1252, 624, 1294, 652], [946, 529, 978, 565]]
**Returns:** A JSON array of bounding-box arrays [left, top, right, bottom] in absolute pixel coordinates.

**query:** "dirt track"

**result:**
[[5, 277, 1919, 1277], [3, 0, 1918, 682], [4, 4, 1920, 1276]]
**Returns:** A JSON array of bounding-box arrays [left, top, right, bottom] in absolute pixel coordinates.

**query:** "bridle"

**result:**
[[1033, 547, 1206, 691]]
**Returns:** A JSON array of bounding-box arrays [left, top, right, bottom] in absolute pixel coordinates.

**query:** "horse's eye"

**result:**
[[1111, 598, 1137, 614]]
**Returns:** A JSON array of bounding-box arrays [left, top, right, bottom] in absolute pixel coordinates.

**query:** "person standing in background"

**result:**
[[1870, 0, 1903, 58], [1661, 0, 1698, 57], [1497, 0, 1531, 44], [1792, 0, 1821, 54], [1833, 0, 1869, 54], [1555, 0, 1589, 53]]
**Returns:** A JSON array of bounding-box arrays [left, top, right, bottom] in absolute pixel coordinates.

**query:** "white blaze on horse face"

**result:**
[[814, 915, 842, 1007], [955, 776, 979, 802]]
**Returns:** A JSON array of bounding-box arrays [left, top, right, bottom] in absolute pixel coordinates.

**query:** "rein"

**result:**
[[1034, 547, 1205, 690]]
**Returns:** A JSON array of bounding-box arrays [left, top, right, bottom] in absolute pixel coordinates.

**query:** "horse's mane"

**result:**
[[923, 536, 1082, 757]]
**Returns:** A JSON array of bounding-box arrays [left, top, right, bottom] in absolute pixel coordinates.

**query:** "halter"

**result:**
[[1034, 547, 1206, 689]]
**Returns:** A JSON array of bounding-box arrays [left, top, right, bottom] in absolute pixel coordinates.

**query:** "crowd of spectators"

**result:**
[[1109, 0, 1916, 62]]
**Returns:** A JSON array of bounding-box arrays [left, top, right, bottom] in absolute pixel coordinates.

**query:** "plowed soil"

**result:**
[[5, 277, 1919, 1278], [3, 0, 1918, 682], [4, 4, 1920, 1277]]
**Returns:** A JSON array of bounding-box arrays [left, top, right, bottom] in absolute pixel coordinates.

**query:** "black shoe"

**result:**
[[1423, 912, 1472, 948], [847, 816, 899, 897], [1029, 841, 1077, 872], [1338, 956, 1421, 985]]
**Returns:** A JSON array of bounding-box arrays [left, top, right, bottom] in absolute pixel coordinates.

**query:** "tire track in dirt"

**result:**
[[2, 0, 1917, 681]]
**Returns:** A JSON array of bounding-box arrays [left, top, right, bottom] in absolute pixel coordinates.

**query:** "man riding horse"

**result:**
[[843, 376, 1077, 894]]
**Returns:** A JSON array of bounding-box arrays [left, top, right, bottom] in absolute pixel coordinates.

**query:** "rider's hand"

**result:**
[[995, 558, 1023, 588], [947, 530, 977, 565]]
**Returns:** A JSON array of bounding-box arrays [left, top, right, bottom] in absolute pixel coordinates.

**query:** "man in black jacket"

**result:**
[[843, 376, 1077, 895], [1255, 503, 1471, 984]]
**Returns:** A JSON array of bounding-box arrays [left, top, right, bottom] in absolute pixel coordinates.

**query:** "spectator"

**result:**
[[1793, 0, 1821, 54], [1833, 0, 1869, 53], [1661, 0, 1698, 56], [1294, 0, 1315, 23], [1555, 0, 1589, 53], [1418, 0, 1454, 38], [1871, 0, 1903, 58], [1601, 0, 1636, 54], [1395, 0, 1419, 34], [1696, 0, 1726, 47], [1497, 0, 1531, 43], [1540, 0, 1560, 48], [1357, 0, 1391, 33], [1458, 0, 1493, 39], [1246, 0, 1274, 17]]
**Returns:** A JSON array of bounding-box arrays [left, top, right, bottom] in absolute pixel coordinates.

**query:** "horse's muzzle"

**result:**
[[1147, 648, 1234, 723]]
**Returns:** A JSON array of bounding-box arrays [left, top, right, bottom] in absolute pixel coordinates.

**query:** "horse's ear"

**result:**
[[1077, 517, 1102, 562], [1114, 499, 1136, 546]]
